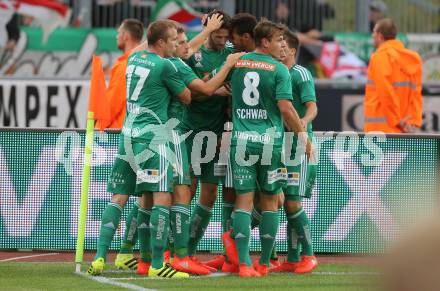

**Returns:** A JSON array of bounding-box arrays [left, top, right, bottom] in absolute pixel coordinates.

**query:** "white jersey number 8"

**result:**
[[242, 71, 260, 106]]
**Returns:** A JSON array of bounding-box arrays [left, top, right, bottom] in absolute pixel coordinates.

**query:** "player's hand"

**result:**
[[300, 118, 307, 129], [225, 52, 245, 68], [305, 138, 316, 161], [224, 83, 232, 93], [308, 142, 317, 164], [298, 132, 312, 160], [214, 85, 231, 96], [205, 13, 223, 32]]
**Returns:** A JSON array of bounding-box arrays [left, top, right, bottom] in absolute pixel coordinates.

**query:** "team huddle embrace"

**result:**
[[88, 10, 318, 278]]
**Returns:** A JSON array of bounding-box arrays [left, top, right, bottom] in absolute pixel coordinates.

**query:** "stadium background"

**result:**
[[1, 0, 440, 132], [0, 0, 439, 267]]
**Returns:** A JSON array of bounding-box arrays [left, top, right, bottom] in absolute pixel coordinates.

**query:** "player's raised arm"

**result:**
[[187, 13, 223, 58], [189, 52, 244, 97]]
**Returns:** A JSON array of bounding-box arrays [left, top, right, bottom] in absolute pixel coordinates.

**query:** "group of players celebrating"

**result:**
[[88, 10, 318, 278]]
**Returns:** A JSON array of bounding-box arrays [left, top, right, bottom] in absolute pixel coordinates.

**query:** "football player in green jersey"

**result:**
[[116, 13, 226, 275], [271, 28, 319, 274], [222, 19, 310, 277], [165, 22, 244, 275], [181, 10, 237, 266], [230, 13, 257, 53], [88, 20, 191, 278], [198, 12, 261, 272], [227, 13, 284, 272]]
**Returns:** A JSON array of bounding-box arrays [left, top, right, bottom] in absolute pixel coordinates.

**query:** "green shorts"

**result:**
[[283, 134, 317, 200], [107, 135, 174, 195], [171, 130, 191, 186], [218, 131, 233, 188], [186, 131, 220, 185], [230, 145, 286, 195]]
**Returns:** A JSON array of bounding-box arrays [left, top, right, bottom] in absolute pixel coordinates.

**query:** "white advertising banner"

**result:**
[[0, 80, 89, 128]]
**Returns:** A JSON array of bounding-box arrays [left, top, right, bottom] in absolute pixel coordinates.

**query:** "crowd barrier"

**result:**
[[0, 129, 438, 253]]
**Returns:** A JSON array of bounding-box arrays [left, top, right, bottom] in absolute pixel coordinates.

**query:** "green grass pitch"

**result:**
[[0, 262, 378, 290]]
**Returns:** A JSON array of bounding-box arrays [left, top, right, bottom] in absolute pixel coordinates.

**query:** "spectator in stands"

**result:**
[[364, 18, 423, 133], [5, 14, 20, 50], [274, 0, 334, 43], [369, 0, 387, 32]]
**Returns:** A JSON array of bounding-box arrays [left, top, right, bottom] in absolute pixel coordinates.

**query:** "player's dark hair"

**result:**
[[283, 27, 300, 50], [230, 13, 257, 38], [254, 18, 285, 47], [121, 19, 144, 41], [147, 19, 177, 45], [375, 18, 397, 40], [203, 9, 231, 30], [176, 25, 185, 34]]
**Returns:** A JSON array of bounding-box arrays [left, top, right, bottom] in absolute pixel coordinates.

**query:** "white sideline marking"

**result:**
[[76, 271, 158, 291], [104, 270, 138, 274], [0, 252, 59, 262]]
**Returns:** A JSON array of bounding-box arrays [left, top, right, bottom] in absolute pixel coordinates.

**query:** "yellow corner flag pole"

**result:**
[[75, 111, 95, 272]]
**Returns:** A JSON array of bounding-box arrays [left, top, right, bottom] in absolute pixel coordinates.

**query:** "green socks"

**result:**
[[232, 210, 252, 266], [287, 207, 313, 263], [95, 202, 123, 260], [137, 207, 152, 263], [259, 211, 279, 266], [120, 201, 139, 254], [251, 207, 262, 229], [167, 224, 175, 257], [150, 205, 170, 269], [171, 204, 191, 258], [270, 243, 278, 260], [222, 202, 234, 232], [188, 203, 212, 256]]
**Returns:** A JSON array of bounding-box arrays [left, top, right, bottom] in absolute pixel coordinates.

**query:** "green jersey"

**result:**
[[182, 44, 234, 134], [290, 64, 316, 137], [168, 57, 198, 122], [230, 52, 293, 148], [122, 51, 186, 143]]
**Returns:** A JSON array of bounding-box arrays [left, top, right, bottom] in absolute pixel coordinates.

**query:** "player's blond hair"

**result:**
[[254, 18, 285, 47], [147, 19, 178, 45]]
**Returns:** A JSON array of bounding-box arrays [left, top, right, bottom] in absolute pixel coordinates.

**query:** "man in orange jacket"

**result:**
[[364, 18, 423, 133], [95, 19, 144, 129]]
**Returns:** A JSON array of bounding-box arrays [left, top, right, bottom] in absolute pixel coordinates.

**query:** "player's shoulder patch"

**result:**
[[194, 51, 202, 62], [293, 65, 312, 82]]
